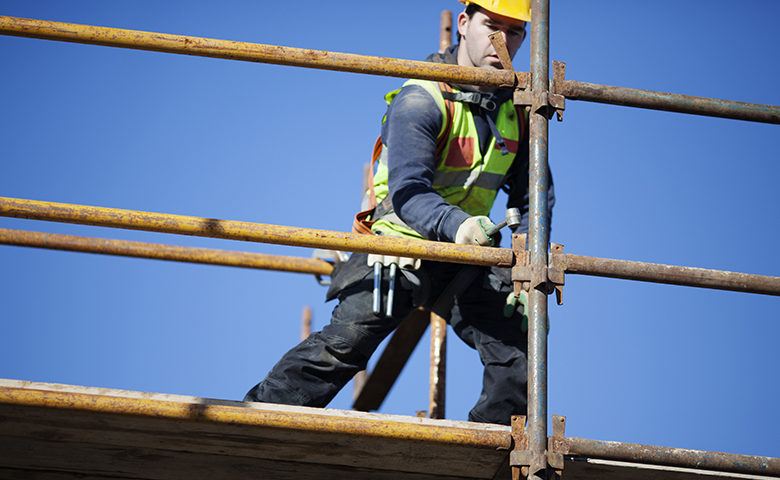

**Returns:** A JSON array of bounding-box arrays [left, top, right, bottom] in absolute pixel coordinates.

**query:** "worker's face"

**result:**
[[456, 8, 526, 70]]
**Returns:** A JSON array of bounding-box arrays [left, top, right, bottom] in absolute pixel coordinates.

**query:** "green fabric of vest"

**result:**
[[371, 79, 522, 240]]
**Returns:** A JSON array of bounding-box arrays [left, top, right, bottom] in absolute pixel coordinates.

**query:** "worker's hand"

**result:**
[[455, 216, 495, 246], [367, 254, 421, 271]]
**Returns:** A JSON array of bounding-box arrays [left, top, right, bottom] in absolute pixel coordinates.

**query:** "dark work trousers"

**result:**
[[243, 252, 528, 425]]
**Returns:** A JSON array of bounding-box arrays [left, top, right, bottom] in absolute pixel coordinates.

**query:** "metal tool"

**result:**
[[430, 208, 523, 315], [372, 261, 382, 315], [373, 260, 399, 318], [375, 209, 521, 318], [386, 262, 398, 317], [485, 207, 522, 238]]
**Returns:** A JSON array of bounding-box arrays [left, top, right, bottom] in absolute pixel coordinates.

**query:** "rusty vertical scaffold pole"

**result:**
[[353, 163, 374, 402], [526, 0, 551, 478], [427, 9, 454, 421], [439, 10, 453, 54], [301, 306, 312, 341], [428, 314, 447, 419]]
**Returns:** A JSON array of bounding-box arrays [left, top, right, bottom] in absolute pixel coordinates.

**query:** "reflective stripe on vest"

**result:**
[[371, 79, 523, 240], [432, 169, 508, 191]]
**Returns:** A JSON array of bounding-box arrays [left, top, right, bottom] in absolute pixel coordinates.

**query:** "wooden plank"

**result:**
[[0, 468, 119, 480], [0, 404, 507, 477], [0, 435, 477, 480]]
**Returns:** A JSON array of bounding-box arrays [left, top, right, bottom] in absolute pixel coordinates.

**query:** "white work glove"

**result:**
[[366, 254, 421, 271], [455, 216, 495, 246]]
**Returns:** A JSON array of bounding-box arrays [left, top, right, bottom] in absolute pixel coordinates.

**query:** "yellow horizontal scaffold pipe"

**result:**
[[0, 228, 334, 276], [0, 15, 521, 90], [0, 385, 512, 450], [0, 197, 514, 268]]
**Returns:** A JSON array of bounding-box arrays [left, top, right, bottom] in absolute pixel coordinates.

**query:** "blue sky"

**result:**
[[1, 0, 778, 460]]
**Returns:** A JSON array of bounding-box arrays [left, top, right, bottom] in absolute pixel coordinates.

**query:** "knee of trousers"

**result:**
[[475, 334, 528, 367], [316, 323, 380, 370]]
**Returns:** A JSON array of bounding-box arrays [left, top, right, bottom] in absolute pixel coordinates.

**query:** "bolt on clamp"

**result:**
[[510, 234, 565, 305], [509, 414, 569, 479], [513, 61, 567, 121]]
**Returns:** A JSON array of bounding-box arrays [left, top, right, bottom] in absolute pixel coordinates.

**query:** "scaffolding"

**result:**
[[0, 3, 778, 479]]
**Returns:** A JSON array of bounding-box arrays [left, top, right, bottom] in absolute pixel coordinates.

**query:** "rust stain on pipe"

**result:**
[[0, 197, 513, 268]]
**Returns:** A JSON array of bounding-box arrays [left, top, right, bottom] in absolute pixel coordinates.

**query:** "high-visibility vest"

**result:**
[[358, 79, 525, 240]]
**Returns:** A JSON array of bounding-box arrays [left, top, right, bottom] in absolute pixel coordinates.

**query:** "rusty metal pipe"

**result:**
[[0, 385, 512, 451], [567, 437, 780, 477], [0, 227, 333, 275], [439, 10, 453, 54], [562, 253, 780, 296], [0, 15, 520, 90], [557, 79, 780, 124], [429, 312, 447, 420], [2, 16, 776, 124], [0, 197, 513, 268], [3, 202, 777, 296], [427, 9, 452, 422], [301, 306, 312, 341], [526, 0, 552, 478]]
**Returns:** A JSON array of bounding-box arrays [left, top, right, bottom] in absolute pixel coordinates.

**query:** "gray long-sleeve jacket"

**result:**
[[379, 44, 554, 242]]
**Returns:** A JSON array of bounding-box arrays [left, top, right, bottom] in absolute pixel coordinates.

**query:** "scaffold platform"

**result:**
[[0, 380, 775, 480]]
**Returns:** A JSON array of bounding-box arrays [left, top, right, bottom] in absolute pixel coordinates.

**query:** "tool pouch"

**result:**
[[326, 252, 429, 307], [326, 253, 371, 301]]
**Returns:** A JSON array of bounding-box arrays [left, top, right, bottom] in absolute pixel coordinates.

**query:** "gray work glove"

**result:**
[[366, 254, 421, 271], [455, 216, 495, 246]]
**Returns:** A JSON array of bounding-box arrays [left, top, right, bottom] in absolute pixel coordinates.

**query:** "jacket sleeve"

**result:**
[[382, 85, 470, 242]]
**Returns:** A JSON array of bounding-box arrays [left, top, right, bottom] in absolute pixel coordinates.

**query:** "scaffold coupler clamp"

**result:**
[[510, 234, 565, 306], [509, 415, 569, 479], [485, 31, 564, 122], [548, 415, 569, 478], [512, 61, 566, 122]]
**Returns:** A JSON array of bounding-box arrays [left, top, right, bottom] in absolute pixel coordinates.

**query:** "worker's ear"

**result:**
[[457, 11, 470, 40]]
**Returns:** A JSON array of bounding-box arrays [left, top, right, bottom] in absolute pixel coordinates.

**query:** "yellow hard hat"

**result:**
[[458, 0, 531, 22]]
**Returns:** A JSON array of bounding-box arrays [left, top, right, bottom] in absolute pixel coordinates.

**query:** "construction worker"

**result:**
[[244, 0, 554, 425]]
